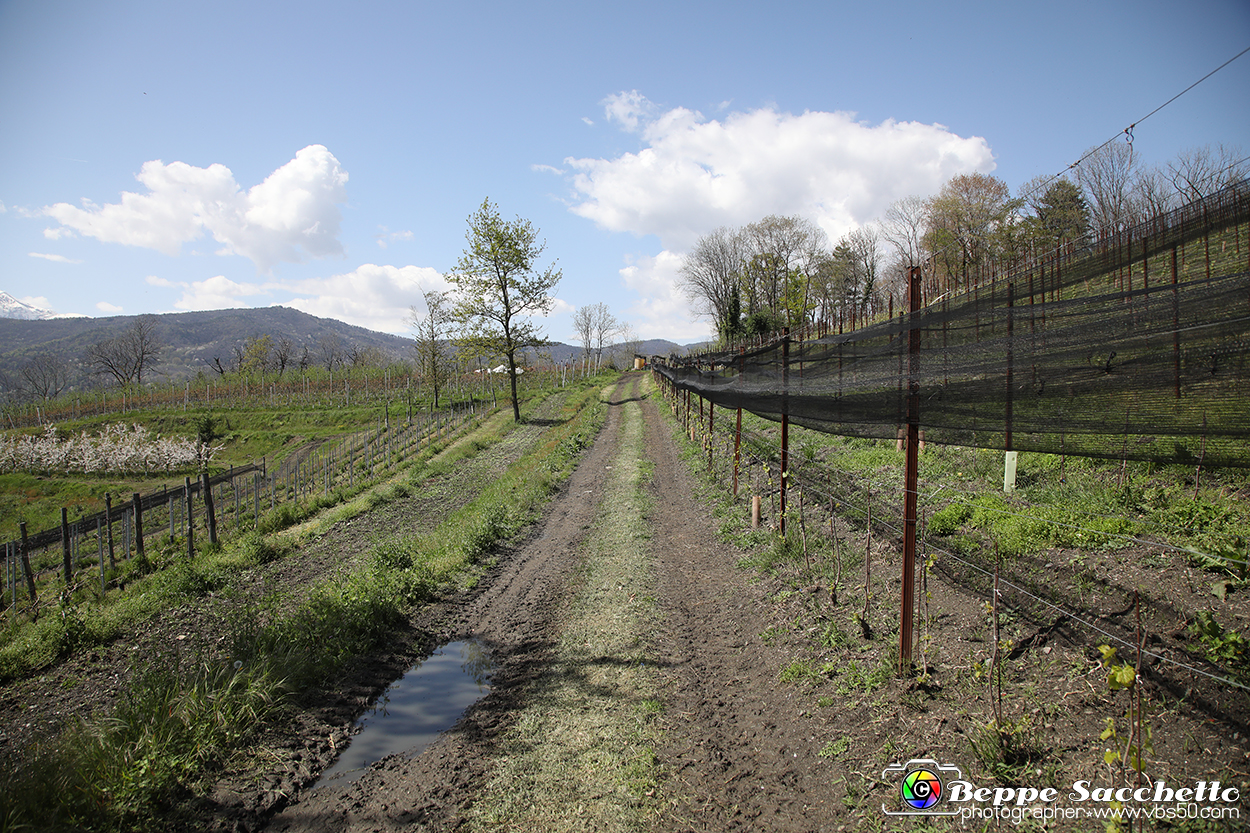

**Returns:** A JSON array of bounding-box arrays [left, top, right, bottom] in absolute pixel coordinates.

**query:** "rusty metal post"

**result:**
[[900, 267, 923, 673], [1006, 281, 1014, 452], [733, 348, 744, 498], [779, 330, 790, 538]]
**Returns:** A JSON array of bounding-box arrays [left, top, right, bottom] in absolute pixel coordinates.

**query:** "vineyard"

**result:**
[[0, 184, 1246, 831]]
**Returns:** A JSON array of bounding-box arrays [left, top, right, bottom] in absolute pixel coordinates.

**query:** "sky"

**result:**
[[1, 0, 1247, 345]]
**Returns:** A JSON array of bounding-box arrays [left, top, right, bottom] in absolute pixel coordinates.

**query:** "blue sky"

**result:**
[[1, 0, 1247, 344]]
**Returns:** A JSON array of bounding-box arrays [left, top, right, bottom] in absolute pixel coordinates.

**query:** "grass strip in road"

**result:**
[[467, 379, 664, 833]]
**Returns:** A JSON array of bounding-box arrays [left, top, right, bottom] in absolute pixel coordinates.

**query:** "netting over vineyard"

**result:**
[[655, 179, 1250, 467]]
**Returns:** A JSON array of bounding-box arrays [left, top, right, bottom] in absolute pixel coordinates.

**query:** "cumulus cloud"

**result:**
[[41, 145, 348, 274], [172, 276, 273, 311], [279, 263, 450, 334], [618, 250, 712, 342], [96, 301, 124, 313], [28, 252, 82, 263], [564, 92, 996, 251]]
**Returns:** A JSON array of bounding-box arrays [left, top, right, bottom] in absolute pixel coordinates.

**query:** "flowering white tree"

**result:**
[[0, 423, 221, 474]]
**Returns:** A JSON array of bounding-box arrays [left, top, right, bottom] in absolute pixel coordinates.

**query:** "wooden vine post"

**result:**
[[184, 477, 195, 558], [60, 508, 72, 583], [202, 472, 218, 546], [19, 522, 37, 604], [900, 266, 922, 673], [132, 492, 148, 572]]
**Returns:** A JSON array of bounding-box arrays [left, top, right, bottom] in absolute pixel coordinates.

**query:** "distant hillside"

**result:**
[[0, 307, 418, 392], [0, 306, 700, 396]]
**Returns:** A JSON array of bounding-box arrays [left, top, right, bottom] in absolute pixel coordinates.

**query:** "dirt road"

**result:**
[[254, 373, 841, 832]]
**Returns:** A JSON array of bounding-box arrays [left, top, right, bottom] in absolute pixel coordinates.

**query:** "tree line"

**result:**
[[682, 143, 1247, 344]]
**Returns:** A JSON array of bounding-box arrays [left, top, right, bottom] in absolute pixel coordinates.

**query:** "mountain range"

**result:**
[[0, 299, 692, 395]]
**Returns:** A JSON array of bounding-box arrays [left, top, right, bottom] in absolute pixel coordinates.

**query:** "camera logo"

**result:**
[[882, 758, 963, 816]]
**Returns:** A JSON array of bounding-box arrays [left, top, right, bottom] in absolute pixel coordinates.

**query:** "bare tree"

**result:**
[[273, 337, 295, 376], [679, 226, 745, 342], [589, 303, 619, 369], [410, 289, 454, 409], [87, 315, 161, 386], [615, 322, 643, 368], [317, 332, 345, 371], [879, 195, 928, 270], [571, 304, 596, 366], [1075, 142, 1140, 236], [19, 353, 70, 401], [1168, 143, 1249, 202], [845, 225, 883, 315], [349, 344, 385, 368]]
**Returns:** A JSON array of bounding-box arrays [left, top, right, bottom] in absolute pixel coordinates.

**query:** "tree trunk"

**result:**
[[508, 356, 521, 422]]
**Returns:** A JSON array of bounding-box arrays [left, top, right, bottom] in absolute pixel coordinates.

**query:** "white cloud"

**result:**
[[172, 275, 273, 311], [145, 275, 175, 287], [602, 90, 658, 134], [279, 263, 450, 335], [374, 227, 414, 249], [28, 252, 82, 263], [20, 295, 54, 309], [96, 301, 123, 313], [41, 145, 348, 273], [565, 93, 996, 251], [618, 250, 713, 343], [0, 201, 6, 213]]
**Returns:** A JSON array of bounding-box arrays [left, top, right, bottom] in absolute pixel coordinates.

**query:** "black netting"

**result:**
[[655, 180, 1250, 467]]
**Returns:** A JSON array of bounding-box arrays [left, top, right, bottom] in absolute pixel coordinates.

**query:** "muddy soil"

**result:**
[[253, 373, 849, 832]]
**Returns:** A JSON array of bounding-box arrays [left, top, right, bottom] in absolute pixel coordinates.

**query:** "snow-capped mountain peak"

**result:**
[[0, 291, 57, 320]]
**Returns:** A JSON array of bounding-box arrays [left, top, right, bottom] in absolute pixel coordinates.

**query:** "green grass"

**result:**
[[0, 378, 610, 832], [465, 379, 662, 833]]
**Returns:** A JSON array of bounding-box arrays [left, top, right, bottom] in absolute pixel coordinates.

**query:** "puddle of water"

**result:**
[[313, 638, 493, 790]]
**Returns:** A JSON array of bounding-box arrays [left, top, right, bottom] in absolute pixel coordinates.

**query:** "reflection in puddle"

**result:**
[[313, 638, 493, 790]]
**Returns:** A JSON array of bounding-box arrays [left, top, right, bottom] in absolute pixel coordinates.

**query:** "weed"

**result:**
[[968, 718, 1045, 785], [1188, 610, 1249, 681], [927, 501, 972, 536], [818, 736, 851, 759]]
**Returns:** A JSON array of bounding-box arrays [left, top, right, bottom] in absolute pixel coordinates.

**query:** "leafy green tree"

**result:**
[[241, 334, 273, 376], [923, 173, 1020, 288], [1034, 179, 1090, 248], [447, 198, 562, 422]]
